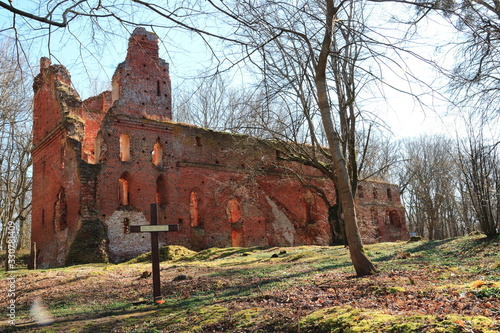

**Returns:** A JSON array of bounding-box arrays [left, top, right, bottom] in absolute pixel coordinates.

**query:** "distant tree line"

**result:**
[[353, 126, 498, 239]]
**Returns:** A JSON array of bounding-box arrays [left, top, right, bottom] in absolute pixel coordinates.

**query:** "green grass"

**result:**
[[1, 234, 499, 332]]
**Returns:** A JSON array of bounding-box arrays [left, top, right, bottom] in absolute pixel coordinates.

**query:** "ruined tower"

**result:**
[[111, 27, 172, 121]]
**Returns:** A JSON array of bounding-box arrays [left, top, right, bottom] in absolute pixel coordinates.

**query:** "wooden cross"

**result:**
[[129, 203, 179, 302]]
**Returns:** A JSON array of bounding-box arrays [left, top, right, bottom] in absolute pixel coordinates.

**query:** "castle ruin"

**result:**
[[31, 28, 409, 267]]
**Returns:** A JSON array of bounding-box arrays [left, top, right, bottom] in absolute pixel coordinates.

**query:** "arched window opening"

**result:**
[[152, 139, 163, 166], [156, 175, 167, 205], [372, 187, 378, 199], [120, 134, 131, 162], [119, 174, 130, 205], [190, 191, 200, 227], [387, 188, 393, 200], [227, 198, 242, 224]]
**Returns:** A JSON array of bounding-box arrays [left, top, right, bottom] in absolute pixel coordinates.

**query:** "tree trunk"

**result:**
[[331, 136, 377, 276], [316, 0, 376, 277]]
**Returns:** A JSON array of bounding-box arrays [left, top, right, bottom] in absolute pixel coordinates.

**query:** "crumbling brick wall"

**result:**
[[31, 28, 409, 267]]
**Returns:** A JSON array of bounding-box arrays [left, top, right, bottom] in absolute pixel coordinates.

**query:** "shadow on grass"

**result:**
[[182, 246, 270, 261], [4, 304, 161, 333], [164, 261, 351, 312], [405, 238, 457, 254], [19, 274, 93, 296], [370, 238, 457, 264], [371, 235, 500, 266], [457, 235, 500, 254]]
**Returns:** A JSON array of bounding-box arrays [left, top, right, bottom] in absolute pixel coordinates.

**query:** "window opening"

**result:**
[[94, 132, 103, 163], [190, 191, 200, 227], [388, 210, 401, 226], [119, 174, 130, 205], [120, 134, 131, 162], [195, 136, 202, 147], [304, 191, 316, 224], [53, 187, 67, 232], [152, 139, 163, 166], [370, 208, 378, 226], [357, 185, 364, 198], [227, 198, 242, 224], [112, 80, 120, 103]]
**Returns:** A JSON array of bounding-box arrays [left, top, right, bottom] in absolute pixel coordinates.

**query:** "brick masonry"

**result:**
[[31, 28, 409, 267]]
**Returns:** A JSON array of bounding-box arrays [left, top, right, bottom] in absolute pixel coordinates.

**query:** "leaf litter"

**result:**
[[0, 235, 499, 332]]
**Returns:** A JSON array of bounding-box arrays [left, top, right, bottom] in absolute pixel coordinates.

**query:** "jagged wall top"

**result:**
[[32, 57, 84, 145], [111, 27, 172, 121], [126, 27, 160, 61]]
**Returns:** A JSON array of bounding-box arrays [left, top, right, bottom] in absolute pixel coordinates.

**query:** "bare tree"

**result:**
[[372, 0, 500, 122], [401, 135, 469, 239], [175, 74, 276, 138], [457, 121, 499, 236], [445, 0, 500, 122], [357, 128, 401, 183], [0, 39, 33, 269], [209, 0, 388, 275]]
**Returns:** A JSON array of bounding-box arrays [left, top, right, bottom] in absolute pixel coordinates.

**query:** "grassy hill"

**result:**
[[0, 234, 499, 332]]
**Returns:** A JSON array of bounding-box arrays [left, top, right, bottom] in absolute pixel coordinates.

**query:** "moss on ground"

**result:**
[[300, 306, 499, 333]]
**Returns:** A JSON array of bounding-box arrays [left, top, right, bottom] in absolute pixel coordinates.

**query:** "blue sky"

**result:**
[[0, 1, 488, 140]]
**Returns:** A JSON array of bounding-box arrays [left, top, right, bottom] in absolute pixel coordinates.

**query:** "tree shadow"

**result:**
[[5, 304, 162, 333]]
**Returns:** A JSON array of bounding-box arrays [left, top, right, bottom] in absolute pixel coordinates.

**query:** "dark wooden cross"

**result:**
[[129, 203, 179, 302]]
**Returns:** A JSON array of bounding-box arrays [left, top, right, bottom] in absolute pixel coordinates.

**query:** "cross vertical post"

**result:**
[[150, 202, 161, 301]]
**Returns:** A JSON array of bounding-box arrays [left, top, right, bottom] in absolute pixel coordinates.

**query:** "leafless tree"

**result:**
[[213, 0, 399, 275], [357, 128, 401, 183], [457, 120, 499, 236], [0, 39, 33, 269], [372, 0, 500, 122], [401, 135, 469, 239]]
